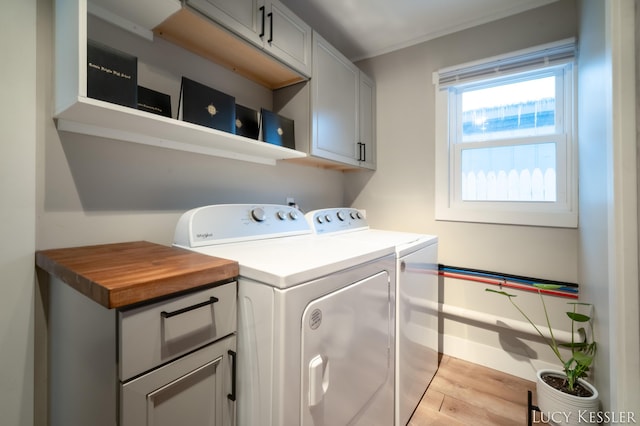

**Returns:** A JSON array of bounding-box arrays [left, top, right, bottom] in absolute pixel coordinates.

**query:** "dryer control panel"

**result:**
[[305, 208, 369, 235]]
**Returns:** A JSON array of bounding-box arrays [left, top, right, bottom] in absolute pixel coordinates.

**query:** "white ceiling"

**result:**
[[279, 0, 560, 61]]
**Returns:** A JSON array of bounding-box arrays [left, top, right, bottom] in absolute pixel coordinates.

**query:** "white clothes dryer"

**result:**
[[174, 204, 396, 426], [306, 208, 439, 426]]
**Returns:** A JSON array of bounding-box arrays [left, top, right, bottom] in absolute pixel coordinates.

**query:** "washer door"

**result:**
[[301, 271, 392, 425]]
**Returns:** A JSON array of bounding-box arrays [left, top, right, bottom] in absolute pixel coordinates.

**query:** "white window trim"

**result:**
[[434, 39, 578, 228]]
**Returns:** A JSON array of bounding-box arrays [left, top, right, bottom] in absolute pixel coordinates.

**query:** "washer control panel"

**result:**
[[305, 208, 369, 234], [174, 204, 310, 247]]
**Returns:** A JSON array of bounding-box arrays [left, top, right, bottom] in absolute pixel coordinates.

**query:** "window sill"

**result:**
[[435, 204, 578, 228]]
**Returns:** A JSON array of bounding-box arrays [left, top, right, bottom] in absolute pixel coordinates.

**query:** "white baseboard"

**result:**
[[441, 333, 560, 382]]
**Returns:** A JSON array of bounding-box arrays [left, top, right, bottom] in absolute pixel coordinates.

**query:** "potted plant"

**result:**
[[486, 285, 598, 425]]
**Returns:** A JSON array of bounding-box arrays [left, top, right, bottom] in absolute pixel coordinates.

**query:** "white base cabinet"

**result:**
[[121, 336, 236, 426], [49, 277, 237, 426]]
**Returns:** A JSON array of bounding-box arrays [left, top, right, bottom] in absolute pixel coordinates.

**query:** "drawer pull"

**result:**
[[161, 297, 219, 319]]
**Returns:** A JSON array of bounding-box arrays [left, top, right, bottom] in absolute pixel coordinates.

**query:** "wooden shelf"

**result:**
[[55, 96, 307, 165], [154, 8, 306, 90]]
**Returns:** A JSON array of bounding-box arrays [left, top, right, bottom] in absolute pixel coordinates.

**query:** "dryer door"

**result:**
[[300, 271, 392, 426]]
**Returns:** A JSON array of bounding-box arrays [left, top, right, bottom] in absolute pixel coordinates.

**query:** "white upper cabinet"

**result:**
[[358, 71, 376, 170], [312, 32, 359, 166], [186, 0, 312, 77], [54, 0, 374, 170], [187, 0, 262, 46], [310, 32, 376, 169]]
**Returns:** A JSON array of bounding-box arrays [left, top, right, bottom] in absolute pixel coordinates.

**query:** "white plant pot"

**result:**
[[536, 369, 599, 426]]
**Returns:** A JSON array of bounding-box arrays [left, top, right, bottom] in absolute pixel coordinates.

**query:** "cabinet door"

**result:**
[[311, 32, 359, 166], [186, 0, 263, 48], [358, 71, 376, 169], [121, 335, 236, 426], [264, 0, 312, 77]]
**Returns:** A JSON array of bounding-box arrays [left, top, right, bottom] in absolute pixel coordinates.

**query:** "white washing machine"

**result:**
[[305, 208, 439, 426], [173, 204, 396, 426]]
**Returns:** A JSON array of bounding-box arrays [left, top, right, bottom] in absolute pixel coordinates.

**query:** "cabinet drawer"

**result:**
[[119, 282, 237, 381]]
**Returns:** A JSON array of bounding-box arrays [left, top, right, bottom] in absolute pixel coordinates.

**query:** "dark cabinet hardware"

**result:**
[[227, 350, 237, 401], [357, 142, 367, 162], [160, 296, 219, 319]]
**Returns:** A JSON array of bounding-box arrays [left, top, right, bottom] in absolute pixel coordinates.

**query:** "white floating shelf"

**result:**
[[55, 96, 307, 165]]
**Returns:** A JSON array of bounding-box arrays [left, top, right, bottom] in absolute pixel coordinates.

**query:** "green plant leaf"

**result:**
[[566, 312, 590, 322], [485, 289, 517, 297], [572, 351, 593, 367]]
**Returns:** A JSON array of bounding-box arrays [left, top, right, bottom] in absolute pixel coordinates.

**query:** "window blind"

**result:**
[[433, 37, 576, 88]]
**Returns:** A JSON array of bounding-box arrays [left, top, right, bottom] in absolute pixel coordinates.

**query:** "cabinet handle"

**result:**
[[259, 6, 265, 38], [160, 296, 219, 319], [227, 350, 237, 401], [267, 12, 273, 43], [357, 142, 366, 161]]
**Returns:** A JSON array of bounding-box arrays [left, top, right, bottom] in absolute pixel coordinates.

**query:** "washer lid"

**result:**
[[190, 234, 395, 288]]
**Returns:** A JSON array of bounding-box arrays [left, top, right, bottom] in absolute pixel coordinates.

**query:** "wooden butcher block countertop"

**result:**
[[36, 241, 238, 309]]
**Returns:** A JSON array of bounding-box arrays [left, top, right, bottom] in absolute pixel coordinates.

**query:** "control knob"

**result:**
[[337, 211, 346, 221], [251, 207, 267, 222]]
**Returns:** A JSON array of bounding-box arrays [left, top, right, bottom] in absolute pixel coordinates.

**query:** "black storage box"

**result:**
[[178, 77, 235, 134], [260, 108, 295, 149], [137, 86, 172, 118], [235, 104, 260, 139], [87, 40, 137, 108]]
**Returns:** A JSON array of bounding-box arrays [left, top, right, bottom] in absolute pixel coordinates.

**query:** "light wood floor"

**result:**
[[408, 354, 538, 425]]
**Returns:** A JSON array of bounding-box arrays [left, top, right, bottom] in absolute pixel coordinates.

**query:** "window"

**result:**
[[434, 39, 577, 227]]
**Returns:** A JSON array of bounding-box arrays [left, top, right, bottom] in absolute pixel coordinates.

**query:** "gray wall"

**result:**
[[576, 0, 611, 410], [2, 0, 637, 424], [32, 0, 345, 424], [576, 0, 640, 414], [346, 0, 581, 380], [37, 6, 346, 250], [577, 0, 640, 414], [0, 1, 37, 426]]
